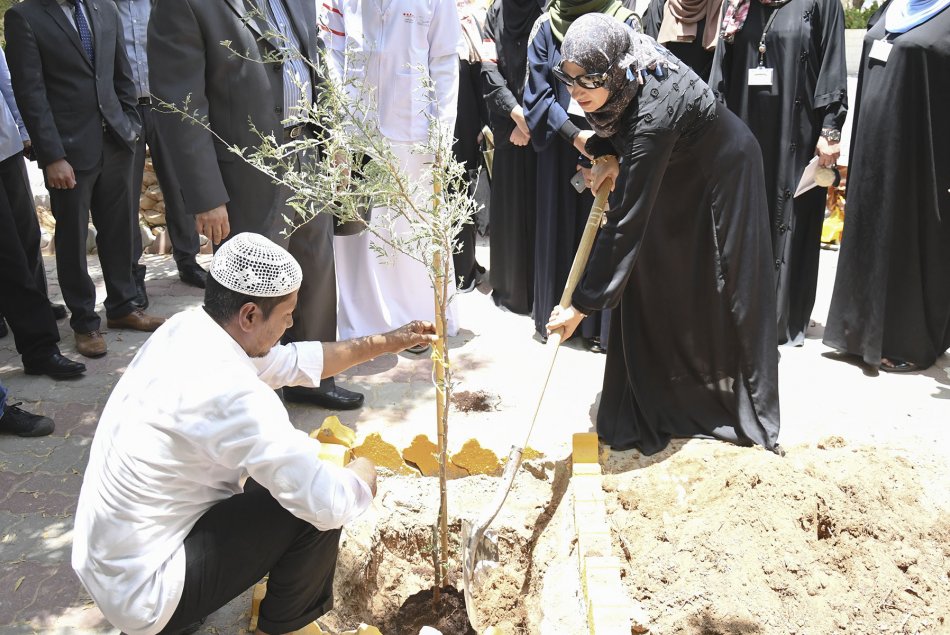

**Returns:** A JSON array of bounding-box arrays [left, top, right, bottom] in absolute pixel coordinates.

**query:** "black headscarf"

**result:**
[[503, 0, 546, 37], [561, 13, 676, 136]]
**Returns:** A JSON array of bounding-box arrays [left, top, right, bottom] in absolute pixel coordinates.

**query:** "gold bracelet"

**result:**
[[591, 155, 617, 166]]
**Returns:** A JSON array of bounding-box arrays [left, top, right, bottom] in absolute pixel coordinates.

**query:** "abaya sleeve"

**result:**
[[524, 20, 580, 151], [572, 128, 678, 313], [814, 0, 848, 131], [482, 5, 520, 116]]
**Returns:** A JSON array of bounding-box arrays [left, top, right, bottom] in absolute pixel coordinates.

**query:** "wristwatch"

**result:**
[[820, 127, 841, 143]]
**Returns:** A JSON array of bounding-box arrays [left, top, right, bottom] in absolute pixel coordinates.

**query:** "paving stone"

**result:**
[[5, 471, 79, 517], [0, 561, 80, 627], [0, 471, 32, 505]]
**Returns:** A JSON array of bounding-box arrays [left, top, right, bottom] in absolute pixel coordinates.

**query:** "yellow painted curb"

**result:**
[[571, 435, 635, 635]]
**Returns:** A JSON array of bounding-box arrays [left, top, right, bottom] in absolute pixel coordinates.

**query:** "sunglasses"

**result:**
[[553, 63, 610, 89]]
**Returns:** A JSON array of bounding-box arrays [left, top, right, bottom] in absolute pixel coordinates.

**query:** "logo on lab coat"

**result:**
[[403, 11, 415, 23]]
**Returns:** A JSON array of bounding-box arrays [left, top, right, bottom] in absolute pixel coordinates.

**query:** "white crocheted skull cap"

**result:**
[[210, 233, 302, 297]]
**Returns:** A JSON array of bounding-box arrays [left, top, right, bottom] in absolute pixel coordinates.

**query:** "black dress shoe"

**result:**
[[178, 263, 208, 289], [134, 281, 150, 310], [283, 385, 364, 410], [23, 352, 87, 379], [50, 303, 68, 320], [0, 402, 55, 437], [0, 315, 7, 338]]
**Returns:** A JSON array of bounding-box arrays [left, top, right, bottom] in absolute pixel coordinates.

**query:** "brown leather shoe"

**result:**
[[107, 309, 166, 332], [75, 330, 107, 358]]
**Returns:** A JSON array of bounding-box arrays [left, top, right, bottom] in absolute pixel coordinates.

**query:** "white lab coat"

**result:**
[[320, 0, 462, 338]]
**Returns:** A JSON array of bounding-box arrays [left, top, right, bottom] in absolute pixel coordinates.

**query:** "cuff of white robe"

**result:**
[[290, 341, 325, 387]]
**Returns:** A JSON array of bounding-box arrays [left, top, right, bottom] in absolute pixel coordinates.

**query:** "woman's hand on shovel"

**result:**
[[547, 305, 586, 341], [590, 155, 619, 194]]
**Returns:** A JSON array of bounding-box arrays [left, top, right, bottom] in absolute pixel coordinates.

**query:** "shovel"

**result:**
[[462, 178, 613, 631]]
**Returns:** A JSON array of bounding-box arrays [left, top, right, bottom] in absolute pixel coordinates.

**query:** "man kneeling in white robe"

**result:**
[[71, 233, 436, 635]]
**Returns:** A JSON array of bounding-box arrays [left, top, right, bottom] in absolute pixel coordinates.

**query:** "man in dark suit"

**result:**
[[5, 0, 165, 359], [149, 0, 363, 410], [0, 46, 86, 381], [114, 0, 207, 310]]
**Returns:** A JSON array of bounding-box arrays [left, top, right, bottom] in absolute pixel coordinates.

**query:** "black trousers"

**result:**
[[131, 102, 200, 276], [158, 480, 342, 635], [47, 133, 138, 333], [0, 151, 60, 364]]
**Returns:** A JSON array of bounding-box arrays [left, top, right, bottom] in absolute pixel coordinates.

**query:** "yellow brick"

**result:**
[[577, 530, 613, 559], [573, 462, 603, 476], [402, 434, 467, 478], [353, 433, 414, 474], [574, 502, 609, 536], [522, 446, 544, 461], [572, 475, 606, 503], [583, 561, 623, 593], [588, 605, 633, 635], [573, 432, 600, 464], [318, 442, 351, 467], [312, 415, 356, 448], [451, 438, 502, 476], [355, 625, 384, 635]]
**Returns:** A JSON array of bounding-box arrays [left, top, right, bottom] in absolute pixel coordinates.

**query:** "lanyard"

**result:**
[[757, 7, 784, 67]]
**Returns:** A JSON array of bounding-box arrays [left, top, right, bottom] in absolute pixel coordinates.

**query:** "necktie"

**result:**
[[68, 0, 95, 65]]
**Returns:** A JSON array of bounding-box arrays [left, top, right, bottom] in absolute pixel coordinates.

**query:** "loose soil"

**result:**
[[451, 391, 499, 413], [319, 439, 948, 634], [390, 586, 475, 635]]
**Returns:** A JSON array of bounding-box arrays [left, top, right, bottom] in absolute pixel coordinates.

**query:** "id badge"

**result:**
[[869, 39, 893, 63], [748, 66, 774, 86]]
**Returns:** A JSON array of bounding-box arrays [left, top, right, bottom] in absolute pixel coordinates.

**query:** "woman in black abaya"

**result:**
[[547, 14, 781, 455], [823, 0, 950, 372], [481, 0, 545, 313], [523, 0, 639, 349], [709, 0, 848, 346]]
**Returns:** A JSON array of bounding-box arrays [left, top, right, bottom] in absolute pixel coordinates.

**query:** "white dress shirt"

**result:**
[[72, 308, 372, 635]]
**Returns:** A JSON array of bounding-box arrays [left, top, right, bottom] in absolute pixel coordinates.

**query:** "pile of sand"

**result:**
[[603, 440, 950, 634]]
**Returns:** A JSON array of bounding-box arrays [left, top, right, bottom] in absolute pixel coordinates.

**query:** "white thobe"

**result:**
[[71, 308, 373, 635], [320, 0, 462, 339]]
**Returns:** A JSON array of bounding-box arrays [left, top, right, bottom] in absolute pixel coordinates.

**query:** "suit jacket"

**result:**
[[148, 0, 321, 235], [4, 0, 141, 170], [0, 48, 29, 163]]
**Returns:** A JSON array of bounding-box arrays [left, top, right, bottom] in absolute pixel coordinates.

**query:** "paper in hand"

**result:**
[[795, 156, 821, 198]]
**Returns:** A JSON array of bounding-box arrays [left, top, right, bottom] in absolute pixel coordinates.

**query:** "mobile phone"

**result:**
[[570, 171, 586, 193]]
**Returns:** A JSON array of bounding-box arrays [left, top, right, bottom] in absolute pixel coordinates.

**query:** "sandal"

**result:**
[[880, 358, 919, 373]]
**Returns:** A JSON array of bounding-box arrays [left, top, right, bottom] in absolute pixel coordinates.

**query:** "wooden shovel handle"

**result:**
[[558, 179, 612, 310]]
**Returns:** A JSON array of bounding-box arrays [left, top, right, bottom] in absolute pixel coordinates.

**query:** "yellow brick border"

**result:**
[[571, 433, 633, 635]]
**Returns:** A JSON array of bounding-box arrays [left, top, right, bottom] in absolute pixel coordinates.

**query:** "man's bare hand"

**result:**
[[45, 159, 76, 189], [196, 205, 230, 245], [346, 456, 378, 497], [387, 320, 438, 353]]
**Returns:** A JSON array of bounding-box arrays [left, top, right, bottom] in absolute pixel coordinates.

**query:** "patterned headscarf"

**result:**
[[720, 0, 793, 43], [561, 13, 678, 136]]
